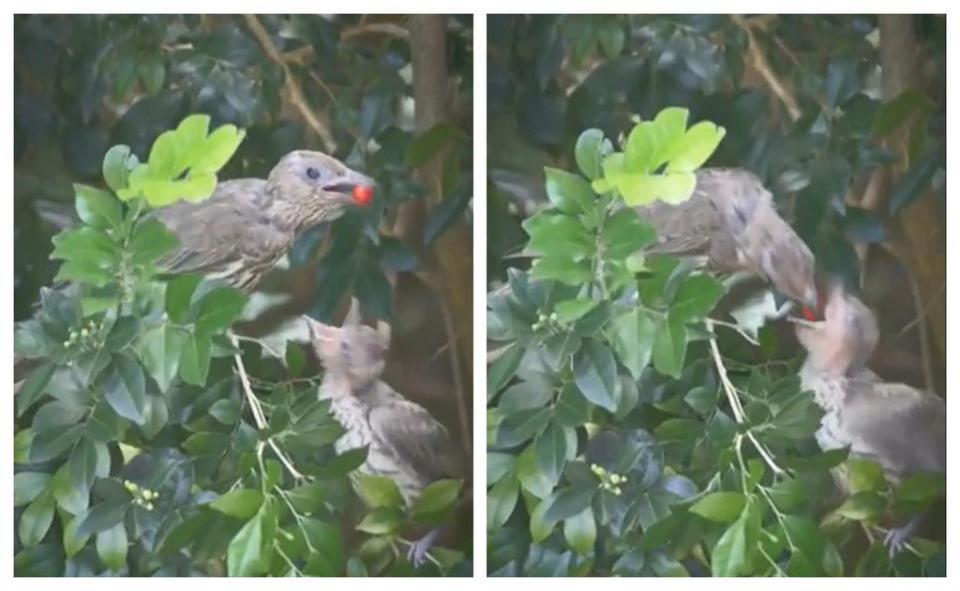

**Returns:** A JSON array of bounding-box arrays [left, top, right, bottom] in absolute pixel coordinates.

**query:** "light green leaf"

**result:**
[[210, 489, 264, 519], [564, 506, 597, 555], [652, 314, 687, 378], [689, 491, 747, 523], [355, 474, 404, 509], [544, 167, 595, 213], [554, 298, 598, 323], [96, 521, 128, 572], [75, 184, 122, 229], [18, 492, 55, 547], [412, 479, 462, 519], [608, 308, 656, 380]]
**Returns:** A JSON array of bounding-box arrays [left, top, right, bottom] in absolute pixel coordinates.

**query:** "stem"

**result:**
[[706, 320, 788, 478]]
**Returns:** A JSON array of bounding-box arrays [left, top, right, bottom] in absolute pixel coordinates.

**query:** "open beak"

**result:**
[[323, 170, 376, 204]]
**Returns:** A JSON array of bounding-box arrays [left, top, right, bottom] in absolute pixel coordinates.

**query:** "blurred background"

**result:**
[[487, 14, 945, 396], [14, 13, 474, 558]]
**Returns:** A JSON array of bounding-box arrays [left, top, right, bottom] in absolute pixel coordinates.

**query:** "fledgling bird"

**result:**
[[305, 299, 457, 567], [638, 167, 819, 310], [793, 284, 945, 555], [155, 150, 374, 292]]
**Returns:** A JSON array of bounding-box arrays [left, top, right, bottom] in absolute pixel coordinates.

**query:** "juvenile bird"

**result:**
[[155, 150, 373, 292], [305, 299, 457, 567], [793, 284, 945, 555], [638, 167, 819, 310]]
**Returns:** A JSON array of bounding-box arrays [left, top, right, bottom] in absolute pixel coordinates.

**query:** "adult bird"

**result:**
[[154, 150, 373, 292], [638, 167, 819, 311], [305, 298, 458, 567], [792, 283, 945, 555]]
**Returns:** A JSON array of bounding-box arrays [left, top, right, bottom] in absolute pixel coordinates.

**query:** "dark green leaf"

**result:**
[[138, 324, 186, 392], [77, 500, 131, 537], [18, 493, 55, 547], [488, 342, 524, 400], [16, 362, 55, 418], [888, 151, 941, 214], [487, 475, 519, 530], [14, 472, 50, 507], [104, 353, 147, 424], [165, 274, 203, 324], [178, 332, 212, 385], [544, 485, 596, 522], [497, 407, 550, 447], [652, 314, 687, 378], [573, 339, 617, 412], [563, 506, 597, 555], [96, 522, 128, 572], [406, 122, 458, 167], [544, 167, 594, 213], [608, 309, 656, 380]]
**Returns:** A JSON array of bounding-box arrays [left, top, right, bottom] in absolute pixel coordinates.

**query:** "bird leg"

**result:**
[[405, 527, 442, 568], [884, 512, 926, 557]]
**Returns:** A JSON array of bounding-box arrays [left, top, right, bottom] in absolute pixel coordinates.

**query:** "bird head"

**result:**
[[304, 298, 391, 392], [268, 150, 375, 227], [790, 281, 879, 376], [756, 230, 819, 311]]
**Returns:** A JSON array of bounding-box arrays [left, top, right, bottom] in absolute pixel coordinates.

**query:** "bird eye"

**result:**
[[306, 167, 321, 180]]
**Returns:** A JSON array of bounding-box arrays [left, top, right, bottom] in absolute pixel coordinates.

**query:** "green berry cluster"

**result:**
[[531, 311, 560, 332], [590, 463, 627, 496], [124, 479, 158, 511], [62, 319, 103, 351]]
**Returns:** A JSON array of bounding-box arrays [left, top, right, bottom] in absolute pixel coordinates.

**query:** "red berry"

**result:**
[[352, 184, 373, 206], [801, 306, 816, 321]]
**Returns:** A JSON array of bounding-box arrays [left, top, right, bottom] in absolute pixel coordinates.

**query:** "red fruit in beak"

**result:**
[[352, 184, 373, 206], [801, 306, 816, 321]]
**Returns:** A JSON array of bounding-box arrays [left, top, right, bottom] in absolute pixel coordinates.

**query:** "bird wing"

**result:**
[[840, 380, 946, 479], [367, 391, 456, 483], [153, 179, 291, 285]]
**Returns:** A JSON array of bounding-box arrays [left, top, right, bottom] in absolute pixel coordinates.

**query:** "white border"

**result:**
[[5, 3, 959, 588]]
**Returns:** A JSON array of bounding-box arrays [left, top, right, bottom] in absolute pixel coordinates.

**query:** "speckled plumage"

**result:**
[[154, 150, 372, 291], [306, 299, 455, 506], [795, 284, 945, 553], [639, 168, 818, 308]]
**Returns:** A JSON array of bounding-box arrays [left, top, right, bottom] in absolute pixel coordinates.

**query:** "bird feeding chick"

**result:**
[[304, 299, 457, 567], [792, 284, 945, 555], [640, 168, 819, 311], [155, 150, 374, 292]]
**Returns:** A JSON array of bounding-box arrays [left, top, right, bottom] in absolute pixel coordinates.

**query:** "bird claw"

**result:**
[[883, 516, 921, 558], [406, 528, 440, 568]]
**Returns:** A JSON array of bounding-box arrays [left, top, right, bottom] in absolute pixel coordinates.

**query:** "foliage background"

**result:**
[[14, 14, 473, 576], [486, 14, 945, 577]]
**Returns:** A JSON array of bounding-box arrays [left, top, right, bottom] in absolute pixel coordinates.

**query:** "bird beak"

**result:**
[[786, 316, 819, 329], [323, 169, 376, 204]]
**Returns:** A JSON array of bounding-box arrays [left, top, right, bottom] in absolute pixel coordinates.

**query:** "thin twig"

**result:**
[[243, 15, 337, 152], [706, 320, 788, 477], [908, 275, 936, 394], [896, 281, 945, 339], [731, 15, 801, 122], [232, 333, 284, 360], [341, 22, 410, 41], [438, 293, 472, 458], [708, 318, 760, 346], [230, 333, 307, 482]]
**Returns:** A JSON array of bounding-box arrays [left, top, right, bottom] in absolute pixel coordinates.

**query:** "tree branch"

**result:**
[[244, 15, 337, 153], [732, 14, 801, 122]]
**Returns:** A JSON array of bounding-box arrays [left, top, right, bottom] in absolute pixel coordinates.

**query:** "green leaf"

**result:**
[[51, 227, 119, 264], [671, 274, 724, 321], [14, 429, 34, 464], [77, 500, 130, 537], [834, 491, 886, 520], [497, 407, 550, 447], [140, 394, 168, 439], [487, 452, 515, 485], [564, 505, 597, 555], [209, 399, 241, 425], [227, 498, 274, 577], [192, 122, 247, 174], [845, 458, 886, 493], [355, 474, 404, 509], [138, 56, 165, 94], [96, 522, 128, 572], [487, 474, 519, 530], [516, 443, 554, 498], [544, 167, 595, 213], [104, 354, 147, 424], [75, 184, 122, 230], [665, 121, 726, 173], [575, 128, 610, 180], [711, 499, 760, 576], [488, 342, 524, 399], [178, 333, 212, 385], [194, 287, 248, 335], [872, 89, 929, 136], [165, 274, 203, 324], [301, 518, 344, 576], [102, 145, 138, 192], [138, 324, 186, 392], [608, 308, 656, 380], [544, 485, 596, 522], [19, 492, 55, 547], [530, 256, 593, 285], [406, 122, 458, 167], [523, 213, 594, 259], [356, 507, 404, 535], [211, 489, 264, 519], [554, 383, 592, 427], [16, 362, 55, 418], [63, 511, 92, 557], [572, 339, 617, 412], [67, 438, 99, 501], [598, 22, 625, 58], [129, 218, 179, 266], [554, 298, 598, 323], [689, 491, 747, 523], [652, 314, 687, 378], [14, 473, 50, 506], [412, 479, 462, 519], [535, 420, 568, 486], [600, 208, 656, 258], [888, 151, 941, 214]]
